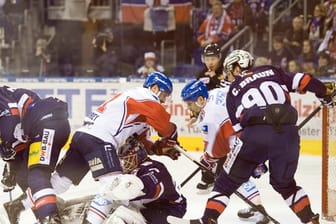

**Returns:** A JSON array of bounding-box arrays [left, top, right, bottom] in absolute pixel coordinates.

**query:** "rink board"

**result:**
[[0, 77, 331, 155]]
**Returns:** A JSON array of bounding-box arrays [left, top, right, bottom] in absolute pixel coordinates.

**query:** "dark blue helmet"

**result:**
[[143, 72, 173, 95], [181, 80, 208, 102]]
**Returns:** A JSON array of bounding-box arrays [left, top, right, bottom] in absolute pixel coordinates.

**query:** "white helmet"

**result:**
[[223, 50, 255, 73]]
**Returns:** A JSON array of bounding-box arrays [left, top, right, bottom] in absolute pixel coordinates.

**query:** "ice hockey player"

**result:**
[[90, 134, 187, 224], [197, 43, 225, 91], [168, 50, 335, 224], [181, 79, 270, 224], [50, 71, 180, 224], [194, 43, 226, 192], [0, 86, 70, 224]]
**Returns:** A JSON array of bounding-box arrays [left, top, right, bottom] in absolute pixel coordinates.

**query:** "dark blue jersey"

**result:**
[[131, 159, 186, 209], [0, 86, 68, 148], [226, 65, 327, 132]]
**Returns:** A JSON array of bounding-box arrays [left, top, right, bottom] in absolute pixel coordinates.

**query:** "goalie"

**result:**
[[84, 135, 187, 224]]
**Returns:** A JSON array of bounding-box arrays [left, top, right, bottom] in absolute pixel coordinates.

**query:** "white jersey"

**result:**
[[78, 87, 175, 149], [197, 86, 234, 158]]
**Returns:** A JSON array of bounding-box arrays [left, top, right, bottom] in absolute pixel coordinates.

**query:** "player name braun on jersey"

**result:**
[[232, 68, 275, 96]]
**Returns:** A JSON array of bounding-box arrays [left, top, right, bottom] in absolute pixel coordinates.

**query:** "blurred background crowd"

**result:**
[[0, 0, 335, 78]]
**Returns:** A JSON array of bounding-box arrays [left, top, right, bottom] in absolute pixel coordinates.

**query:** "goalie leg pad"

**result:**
[[85, 194, 114, 224], [106, 205, 146, 224], [101, 174, 145, 201]]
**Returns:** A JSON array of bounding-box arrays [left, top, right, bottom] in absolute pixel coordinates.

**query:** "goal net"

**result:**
[[322, 105, 336, 221]]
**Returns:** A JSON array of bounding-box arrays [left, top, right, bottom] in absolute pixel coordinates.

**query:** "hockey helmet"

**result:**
[[117, 136, 148, 173], [181, 80, 209, 102], [223, 49, 254, 73], [143, 72, 173, 96], [202, 43, 221, 57]]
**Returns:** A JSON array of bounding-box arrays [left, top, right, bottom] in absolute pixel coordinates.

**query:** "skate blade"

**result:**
[[196, 188, 212, 195], [167, 215, 191, 224]]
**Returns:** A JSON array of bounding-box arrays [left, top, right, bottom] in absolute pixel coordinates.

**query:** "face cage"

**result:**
[[120, 153, 138, 173]]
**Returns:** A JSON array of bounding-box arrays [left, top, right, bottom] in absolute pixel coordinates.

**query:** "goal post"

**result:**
[[322, 105, 336, 221]]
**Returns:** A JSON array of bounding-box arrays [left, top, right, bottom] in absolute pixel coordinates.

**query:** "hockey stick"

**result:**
[[178, 167, 201, 188], [173, 145, 280, 224], [178, 92, 336, 190]]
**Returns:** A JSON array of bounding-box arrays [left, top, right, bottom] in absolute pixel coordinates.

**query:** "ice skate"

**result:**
[[196, 181, 214, 194], [308, 214, 320, 224], [36, 212, 62, 224], [237, 206, 269, 224], [3, 193, 26, 224]]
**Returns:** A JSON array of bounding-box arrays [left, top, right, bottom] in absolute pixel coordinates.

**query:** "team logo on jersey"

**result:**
[[88, 157, 104, 172], [28, 129, 55, 167], [202, 125, 208, 134]]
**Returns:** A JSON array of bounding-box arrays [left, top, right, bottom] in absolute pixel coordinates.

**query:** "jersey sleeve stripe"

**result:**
[[292, 72, 304, 90]]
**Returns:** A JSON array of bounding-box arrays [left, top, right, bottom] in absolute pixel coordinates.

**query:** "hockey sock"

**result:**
[[284, 187, 315, 223], [236, 180, 262, 205], [201, 191, 229, 223]]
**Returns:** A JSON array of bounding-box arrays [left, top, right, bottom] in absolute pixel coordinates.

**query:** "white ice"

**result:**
[[0, 153, 334, 224]]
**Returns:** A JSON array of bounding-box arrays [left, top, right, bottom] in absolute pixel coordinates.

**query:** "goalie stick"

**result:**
[[174, 144, 280, 224]]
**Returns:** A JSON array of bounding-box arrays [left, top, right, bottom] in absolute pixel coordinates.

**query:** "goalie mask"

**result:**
[[118, 136, 148, 173]]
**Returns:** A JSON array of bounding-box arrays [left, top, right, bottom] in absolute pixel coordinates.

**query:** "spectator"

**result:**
[[34, 37, 51, 76], [254, 56, 271, 66], [283, 16, 307, 56], [324, 0, 336, 33], [327, 32, 336, 65], [136, 52, 165, 78], [268, 35, 292, 70], [246, 0, 269, 54], [315, 51, 335, 77], [226, 0, 254, 33], [307, 3, 327, 50], [194, 0, 233, 65], [298, 39, 316, 74], [287, 59, 301, 73], [92, 28, 115, 60], [93, 28, 122, 76]]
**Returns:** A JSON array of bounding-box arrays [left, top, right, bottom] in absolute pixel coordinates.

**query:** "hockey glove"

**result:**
[[200, 152, 218, 174], [150, 138, 181, 160], [321, 81, 336, 106], [1, 163, 16, 192], [252, 163, 268, 178], [0, 142, 16, 161]]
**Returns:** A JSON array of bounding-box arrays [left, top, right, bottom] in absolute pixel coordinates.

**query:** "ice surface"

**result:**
[[0, 153, 334, 224]]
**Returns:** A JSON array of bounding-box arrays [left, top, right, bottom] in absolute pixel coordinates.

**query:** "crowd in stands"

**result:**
[[0, 0, 335, 78]]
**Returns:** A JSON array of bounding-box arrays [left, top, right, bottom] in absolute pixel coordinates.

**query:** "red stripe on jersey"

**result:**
[[126, 98, 175, 138], [153, 184, 162, 199], [297, 74, 311, 93], [210, 120, 235, 158], [22, 97, 34, 117]]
